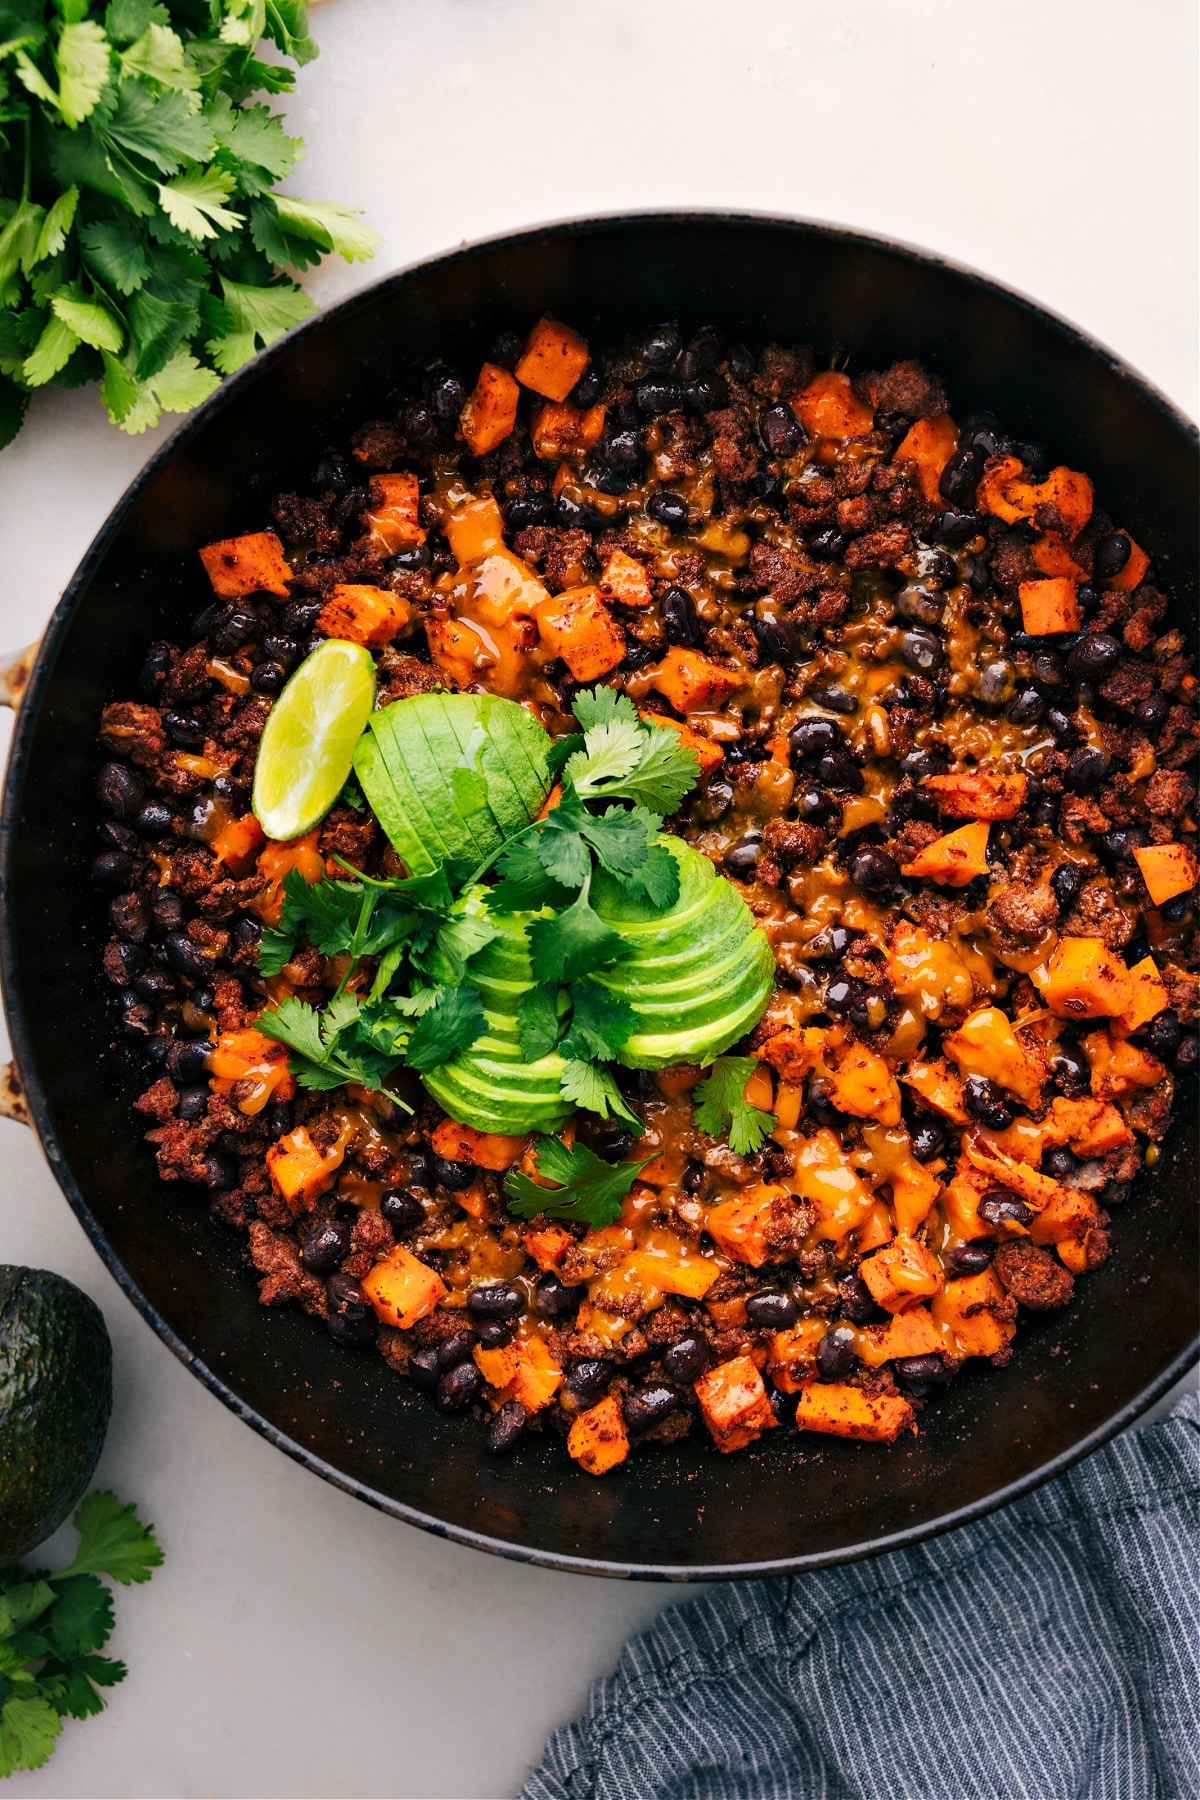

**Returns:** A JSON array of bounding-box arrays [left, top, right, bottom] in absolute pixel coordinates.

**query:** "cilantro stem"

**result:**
[[461, 817, 542, 893]]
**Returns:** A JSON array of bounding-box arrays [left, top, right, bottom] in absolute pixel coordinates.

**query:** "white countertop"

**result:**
[[1, 2, 1195, 1795]]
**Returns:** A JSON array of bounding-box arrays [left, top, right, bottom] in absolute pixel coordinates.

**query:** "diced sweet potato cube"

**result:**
[[901, 1057, 969, 1124], [766, 1319, 827, 1392], [760, 1026, 825, 1087], [1083, 1029, 1165, 1099], [932, 1268, 1015, 1358], [900, 819, 990, 887], [567, 1394, 629, 1475], [1117, 955, 1170, 1036], [1133, 843, 1197, 907], [1108, 534, 1150, 592], [894, 414, 959, 503], [743, 1062, 774, 1112], [653, 1062, 704, 1099], [793, 1382, 914, 1443], [860, 1234, 943, 1313], [601, 548, 654, 607], [1029, 1185, 1099, 1249], [943, 1005, 1044, 1107], [523, 1223, 574, 1271], [793, 371, 874, 440], [855, 1202, 895, 1254], [649, 647, 744, 714], [922, 770, 1027, 820], [500, 1336, 563, 1413], [825, 1041, 901, 1125], [962, 1131, 1062, 1211], [640, 710, 722, 774], [445, 494, 506, 565], [266, 1124, 348, 1208], [856, 1305, 944, 1370], [531, 401, 605, 461], [474, 1342, 520, 1389], [790, 1127, 874, 1240], [532, 586, 625, 681], [199, 531, 292, 598], [855, 1123, 940, 1236], [362, 1244, 447, 1330], [694, 1354, 778, 1452], [1031, 536, 1087, 579], [1031, 937, 1131, 1019], [705, 1184, 789, 1268], [317, 584, 411, 648], [430, 1117, 530, 1171], [459, 363, 520, 456], [208, 1025, 294, 1116], [250, 830, 326, 926], [1047, 1095, 1133, 1157], [211, 811, 265, 877], [978, 458, 1093, 537], [514, 316, 590, 403], [1019, 577, 1081, 635], [976, 454, 1028, 524], [363, 472, 425, 554]]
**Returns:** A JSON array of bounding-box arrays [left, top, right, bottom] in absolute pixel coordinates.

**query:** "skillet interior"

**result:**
[[2, 213, 1197, 1579]]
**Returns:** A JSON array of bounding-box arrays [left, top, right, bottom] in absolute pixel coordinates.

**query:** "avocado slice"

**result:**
[[1, 1267, 112, 1563], [591, 838, 775, 1068], [422, 902, 572, 1135]]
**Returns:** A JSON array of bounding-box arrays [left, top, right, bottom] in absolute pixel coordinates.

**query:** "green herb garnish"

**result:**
[[0, 1491, 161, 1780], [503, 1133, 651, 1229], [692, 1055, 776, 1156], [0, 1, 379, 447]]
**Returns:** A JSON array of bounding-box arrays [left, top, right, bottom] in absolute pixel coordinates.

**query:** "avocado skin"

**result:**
[[0, 1268, 113, 1564]]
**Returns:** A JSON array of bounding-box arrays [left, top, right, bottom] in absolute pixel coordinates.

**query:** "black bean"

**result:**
[[1067, 746, 1108, 793], [1174, 1034, 1200, 1077], [895, 1353, 951, 1390], [170, 1086, 206, 1125], [560, 1360, 613, 1415], [502, 493, 552, 531], [210, 606, 258, 654], [109, 891, 150, 944], [824, 976, 862, 1017], [1031, 647, 1066, 688], [660, 586, 700, 644], [723, 835, 762, 878], [134, 968, 176, 1004], [663, 1333, 710, 1384], [938, 509, 983, 547], [436, 1327, 477, 1370], [400, 396, 439, 449], [753, 616, 803, 664], [901, 630, 944, 673], [1046, 707, 1077, 746], [793, 788, 835, 829], [977, 1191, 1032, 1227], [428, 368, 466, 428], [568, 362, 602, 407], [92, 850, 137, 891], [1099, 826, 1148, 865], [163, 710, 204, 750], [758, 403, 804, 457], [301, 1218, 353, 1276], [636, 378, 683, 417], [680, 1159, 708, 1198], [1042, 1145, 1079, 1180], [314, 449, 352, 492], [910, 1116, 946, 1162], [963, 1075, 1013, 1130], [281, 598, 322, 637], [938, 446, 984, 503], [381, 1190, 424, 1231], [725, 342, 754, 379], [745, 1291, 799, 1329], [895, 584, 945, 627], [624, 1384, 679, 1433], [647, 491, 689, 531], [475, 1319, 516, 1348], [620, 643, 657, 675], [535, 1272, 579, 1318], [262, 1098, 293, 1139], [431, 1154, 474, 1191], [387, 540, 432, 573], [1051, 862, 1084, 911], [597, 429, 642, 473], [963, 554, 991, 594], [134, 798, 174, 838], [638, 324, 681, 367], [592, 1125, 637, 1161], [96, 761, 144, 821], [408, 1345, 441, 1390], [807, 689, 857, 719], [944, 1241, 993, 1276], [488, 328, 522, 369], [789, 717, 843, 759], [809, 526, 846, 560], [467, 1281, 524, 1321], [1145, 1009, 1181, 1058], [137, 642, 172, 699], [162, 933, 210, 982], [810, 924, 852, 963], [98, 819, 138, 854], [1093, 532, 1131, 579], [103, 941, 144, 986], [804, 1074, 842, 1129], [849, 846, 899, 892], [435, 1361, 482, 1411], [1133, 691, 1170, 735], [486, 1400, 528, 1454], [838, 1273, 884, 1324], [685, 375, 727, 415], [899, 746, 949, 782], [1051, 1039, 1090, 1094], [198, 1151, 235, 1190], [406, 1153, 432, 1191], [1006, 687, 1045, 725], [249, 662, 285, 696], [165, 1039, 212, 1082], [1067, 633, 1121, 682], [680, 331, 721, 379], [1100, 1179, 1131, 1207], [817, 1325, 857, 1379]]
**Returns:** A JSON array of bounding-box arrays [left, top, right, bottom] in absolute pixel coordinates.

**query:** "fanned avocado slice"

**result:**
[[591, 838, 774, 1068], [421, 901, 572, 1135]]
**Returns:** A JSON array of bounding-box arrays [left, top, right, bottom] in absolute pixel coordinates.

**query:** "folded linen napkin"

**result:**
[[523, 1391, 1198, 1800]]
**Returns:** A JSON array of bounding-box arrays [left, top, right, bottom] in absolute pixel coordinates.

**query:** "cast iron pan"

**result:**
[[2, 214, 1196, 1579]]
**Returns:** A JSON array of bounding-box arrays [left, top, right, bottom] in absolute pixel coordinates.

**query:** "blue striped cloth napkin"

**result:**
[[523, 1390, 1198, 1800]]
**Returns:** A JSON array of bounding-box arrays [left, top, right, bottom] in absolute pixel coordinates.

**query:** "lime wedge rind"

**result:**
[[252, 639, 377, 842]]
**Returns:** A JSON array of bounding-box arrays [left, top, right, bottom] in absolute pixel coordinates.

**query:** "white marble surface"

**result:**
[[0, 2, 1195, 1795]]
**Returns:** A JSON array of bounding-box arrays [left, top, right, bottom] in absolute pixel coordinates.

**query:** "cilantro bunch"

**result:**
[[0, 0, 379, 447], [0, 1491, 161, 1779]]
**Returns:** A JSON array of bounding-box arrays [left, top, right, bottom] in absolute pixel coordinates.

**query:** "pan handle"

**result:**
[[0, 641, 39, 709]]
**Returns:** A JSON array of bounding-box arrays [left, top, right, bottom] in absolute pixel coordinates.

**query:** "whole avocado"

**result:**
[[0, 1267, 112, 1564]]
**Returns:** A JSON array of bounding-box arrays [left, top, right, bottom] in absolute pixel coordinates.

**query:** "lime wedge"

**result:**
[[252, 639, 377, 841]]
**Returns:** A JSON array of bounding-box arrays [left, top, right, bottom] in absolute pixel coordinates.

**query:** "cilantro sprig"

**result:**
[[0, 1, 379, 447], [692, 1055, 776, 1156], [503, 1133, 652, 1229], [0, 1491, 162, 1780]]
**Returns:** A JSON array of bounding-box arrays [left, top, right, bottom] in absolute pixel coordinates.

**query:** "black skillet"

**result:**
[[1, 214, 1196, 1579]]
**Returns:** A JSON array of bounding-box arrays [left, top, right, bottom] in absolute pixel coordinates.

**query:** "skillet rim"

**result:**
[[2, 207, 1197, 1581]]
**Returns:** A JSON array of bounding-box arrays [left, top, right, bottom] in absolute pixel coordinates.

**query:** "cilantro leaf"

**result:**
[[557, 1059, 642, 1129], [579, 803, 658, 878], [503, 1134, 650, 1228], [80, 216, 149, 294], [207, 272, 312, 373], [63, 1492, 163, 1586], [256, 994, 399, 1093], [98, 76, 215, 171], [600, 723, 701, 813], [157, 163, 241, 240], [516, 983, 562, 1059], [40, 1577, 113, 1658], [488, 836, 575, 914], [624, 840, 681, 909], [423, 910, 497, 985], [559, 978, 635, 1062], [693, 1055, 776, 1156], [533, 792, 591, 889], [0, 1693, 61, 1779], [270, 192, 380, 262], [403, 984, 486, 1073], [571, 685, 638, 732], [546, 733, 584, 777], [528, 884, 628, 985]]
